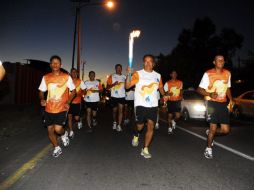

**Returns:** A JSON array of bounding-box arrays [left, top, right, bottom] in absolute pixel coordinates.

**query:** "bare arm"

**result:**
[[226, 88, 233, 102], [39, 91, 46, 106], [0, 63, 5, 81], [197, 87, 218, 99]]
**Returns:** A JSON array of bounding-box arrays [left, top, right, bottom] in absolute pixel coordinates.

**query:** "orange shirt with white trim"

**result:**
[[72, 78, 85, 104], [199, 68, 231, 103], [164, 80, 183, 101], [38, 72, 75, 113]]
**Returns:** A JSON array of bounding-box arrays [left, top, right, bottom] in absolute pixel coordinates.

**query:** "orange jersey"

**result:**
[[164, 80, 183, 101], [39, 72, 75, 113], [71, 79, 84, 104], [199, 69, 231, 102]]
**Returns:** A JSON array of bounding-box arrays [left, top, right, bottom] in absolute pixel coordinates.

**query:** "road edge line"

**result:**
[[0, 144, 51, 190], [160, 119, 254, 162]]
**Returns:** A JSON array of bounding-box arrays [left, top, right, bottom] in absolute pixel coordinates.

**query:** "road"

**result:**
[[0, 106, 253, 190]]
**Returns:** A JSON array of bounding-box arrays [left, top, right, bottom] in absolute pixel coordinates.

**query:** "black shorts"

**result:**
[[110, 97, 125, 108], [85, 102, 99, 111], [206, 101, 230, 124], [167, 101, 181, 113], [125, 100, 134, 108], [44, 111, 68, 127], [135, 106, 158, 124], [68, 103, 81, 116]]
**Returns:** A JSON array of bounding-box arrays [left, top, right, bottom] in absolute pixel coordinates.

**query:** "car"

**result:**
[[181, 89, 206, 121], [233, 90, 254, 119]]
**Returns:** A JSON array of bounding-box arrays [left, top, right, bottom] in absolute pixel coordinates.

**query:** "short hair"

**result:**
[[70, 68, 77, 73], [214, 54, 225, 61], [89, 71, 95, 75], [143, 54, 155, 62], [50, 55, 61, 63], [115, 64, 122, 69]]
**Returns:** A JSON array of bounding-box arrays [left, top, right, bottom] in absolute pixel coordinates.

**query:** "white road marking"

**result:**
[[160, 119, 254, 161]]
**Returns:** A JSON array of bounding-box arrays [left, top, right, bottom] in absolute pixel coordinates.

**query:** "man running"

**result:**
[[123, 86, 135, 126], [39, 55, 76, 157], [126, 54, 165, 159], [197, 54, 234, 159], [164, 70, 183, 134], [83, 71, 102, 132], [107, 64, 126, 132], [68, 68, 85, 138]]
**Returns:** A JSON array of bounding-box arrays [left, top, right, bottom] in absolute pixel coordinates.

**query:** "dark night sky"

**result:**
[[0, 0, 254, 82]]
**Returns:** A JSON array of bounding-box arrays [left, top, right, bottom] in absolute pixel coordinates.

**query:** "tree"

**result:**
[[155, 17, 244, 88]]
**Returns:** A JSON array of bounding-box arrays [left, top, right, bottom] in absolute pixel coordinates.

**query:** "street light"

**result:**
[[70, 0, 117, 77]]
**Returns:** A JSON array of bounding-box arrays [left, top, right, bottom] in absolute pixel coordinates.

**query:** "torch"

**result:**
[[128, 30, 141, 80]]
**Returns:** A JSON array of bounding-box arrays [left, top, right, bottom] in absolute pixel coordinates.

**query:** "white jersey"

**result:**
[[83, 80, 101, 102], [125, 89, 134, 101], [133, 69, 162, 108], [107, 74, 126, 98]]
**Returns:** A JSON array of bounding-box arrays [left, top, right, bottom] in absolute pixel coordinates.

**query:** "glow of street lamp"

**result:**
[[106, 1, 114, 9]]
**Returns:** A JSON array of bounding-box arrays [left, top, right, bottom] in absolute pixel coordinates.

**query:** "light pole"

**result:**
[[70, 0, 116, 78]]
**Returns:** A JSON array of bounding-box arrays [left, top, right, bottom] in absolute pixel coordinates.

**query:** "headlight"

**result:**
[[193, 104, 206, 112], [105, 97, 109, 100]]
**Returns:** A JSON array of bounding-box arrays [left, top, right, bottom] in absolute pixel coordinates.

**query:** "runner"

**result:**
[[164, 70, 183, 134], [83, 71, 103, 132], [126, 54, 165, 159], [38, 55, 76, 157], [68, 68, 85, 138], [123, 86, 135, 126], [197, 55, 234, 159], [107, 64, 126, 132]]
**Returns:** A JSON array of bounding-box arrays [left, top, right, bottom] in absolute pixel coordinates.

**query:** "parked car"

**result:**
[[233, 90, 254, 118], [181, 89, 206, 121]]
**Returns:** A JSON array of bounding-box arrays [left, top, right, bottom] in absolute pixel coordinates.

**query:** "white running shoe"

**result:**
[[69, 130, 74, 139], [172, 120, 176, 130], [206, 129, 214, 146], [78, 121, 83, 129], [116, 125, 122, 132], [141, 147, 152, 159], [92, 119, 97, 127], [112, 122, 117, 130], [204, 147, 213, 159], [61, 131, 70, 147], [155, 122, 159, 130], [52, 146, 62, 157], [132, 135, 139, 147], [168, 127, 173, 134]]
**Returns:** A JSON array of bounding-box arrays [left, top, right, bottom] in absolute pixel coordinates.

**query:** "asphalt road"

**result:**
[[0, 106, 253, 190]]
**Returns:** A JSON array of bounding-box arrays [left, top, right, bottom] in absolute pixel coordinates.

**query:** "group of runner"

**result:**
[[38, 53, 234, 160]]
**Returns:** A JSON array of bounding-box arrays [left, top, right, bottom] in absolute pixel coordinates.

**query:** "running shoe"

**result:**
[[116, 125, 122, 132], [141, 147, 152, 159], [206, 129, 214, 146], [86, 126, 93, 133], [172, 120, 176, 130], [112, 122, 117, 130], [92, 119, 97, 127], [155, 122, 159, 130], [52, 146, 62, 158], [132, 135, 139, 147], [69, 130, 74, 139], [78, 121, 83, 129], [61, 131, 70, 147], [168, 127, 173, 134], [204, 147, 213, 159]]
